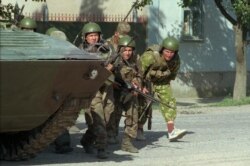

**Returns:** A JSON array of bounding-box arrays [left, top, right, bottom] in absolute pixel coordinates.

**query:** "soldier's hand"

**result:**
[[105, 63, 113, 71], [142, 87, 149, 94]]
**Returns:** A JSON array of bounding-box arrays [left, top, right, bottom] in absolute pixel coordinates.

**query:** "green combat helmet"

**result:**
[[82, 22, 102, 37], [19, 17, 37, 30], [46, 27, 67, 41], [45, 27, 59, 36], [118, 35, 135, 48], [161, 37, 179, 51]]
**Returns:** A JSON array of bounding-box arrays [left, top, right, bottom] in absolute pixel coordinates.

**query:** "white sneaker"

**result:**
[[136, 129, 146, 141], [168, 128, 187, 142]]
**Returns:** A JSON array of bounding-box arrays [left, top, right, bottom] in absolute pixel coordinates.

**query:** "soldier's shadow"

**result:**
[[106, 128, 167, 152]]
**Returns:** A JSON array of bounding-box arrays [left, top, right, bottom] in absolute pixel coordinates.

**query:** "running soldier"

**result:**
[[139, 37, 187, 142]]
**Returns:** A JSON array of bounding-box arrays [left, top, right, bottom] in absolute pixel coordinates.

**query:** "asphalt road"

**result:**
[[1, 102, 250, 166]]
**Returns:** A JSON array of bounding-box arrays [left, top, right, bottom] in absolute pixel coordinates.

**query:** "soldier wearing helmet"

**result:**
[[79, 22, 114, 159], [46, 27, 68, 41], [106, 22, 131, 52], [139, 36, 187, 142], [107, 35, 142, 153], [19, 17, 37, 32], [79, 22, 109, 54]]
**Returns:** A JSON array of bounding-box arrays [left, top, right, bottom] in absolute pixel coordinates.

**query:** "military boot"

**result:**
[[80, 136, 95, 154], [97, 149, 108, 159], [121, 134, 139, 153], [54, 130, 73, 154]]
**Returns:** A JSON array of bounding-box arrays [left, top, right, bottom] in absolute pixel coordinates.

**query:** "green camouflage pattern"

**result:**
[[140, 45, 180, 84], [154, 84, 177, 121], [139, 45, 180, 121], [116, 22, 131, 34]]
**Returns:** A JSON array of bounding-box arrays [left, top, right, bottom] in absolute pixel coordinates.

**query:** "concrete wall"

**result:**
[[148, 0, 250, 97]]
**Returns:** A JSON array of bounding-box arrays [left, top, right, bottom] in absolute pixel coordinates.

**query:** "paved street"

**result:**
[[1, 99, 250, 166]]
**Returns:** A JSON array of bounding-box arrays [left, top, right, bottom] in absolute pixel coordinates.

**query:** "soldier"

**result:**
[[139, 37, 187, 142], [113, 35, 142, 153], [106, 21, 132, 144], [79, 22, 114, 159], [45, 27, 73, 154], [45, 27, 68, 41], [19, 17, 37, 32], [106, 22, 131, 52]]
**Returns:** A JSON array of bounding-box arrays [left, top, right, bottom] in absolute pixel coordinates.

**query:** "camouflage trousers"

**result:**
[[106, 89, 122, 138], [82, 84, 114, 149], [154, 84, 177, 122], [107, 92, 139, 138]]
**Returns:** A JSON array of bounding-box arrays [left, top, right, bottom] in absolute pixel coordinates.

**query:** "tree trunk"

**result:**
[[233, 24, 247, 100]]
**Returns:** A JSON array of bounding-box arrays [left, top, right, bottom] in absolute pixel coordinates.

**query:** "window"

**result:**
[[182, 0, 204, 41]]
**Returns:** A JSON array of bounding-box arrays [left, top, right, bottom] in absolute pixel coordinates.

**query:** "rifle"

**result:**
[[125, 82, 174, 109], [123, 0, 139, 21], [106, 77, 174, 110], [139, 98, 153, 130], [138, 81, 154, 130]]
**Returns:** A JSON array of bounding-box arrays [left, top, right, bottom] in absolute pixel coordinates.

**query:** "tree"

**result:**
[[214, 0, 249, 100], [182, 0, 250, 100]]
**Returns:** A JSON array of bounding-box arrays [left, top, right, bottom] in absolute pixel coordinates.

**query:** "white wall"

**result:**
[[148, 0, 250, 73], [147, 0, 250, 97]]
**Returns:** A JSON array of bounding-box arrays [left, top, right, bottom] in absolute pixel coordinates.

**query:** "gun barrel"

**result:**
[[132, 87, 174, 109]]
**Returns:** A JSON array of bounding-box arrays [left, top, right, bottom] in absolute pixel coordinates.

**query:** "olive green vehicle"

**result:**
[[0, 29, 110, 160]]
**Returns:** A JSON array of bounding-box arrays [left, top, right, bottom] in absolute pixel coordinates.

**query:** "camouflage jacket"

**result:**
[[78, 40, 113, 61], [113, 54, 141, 88], [106, 35, 118, 53], [139, 44, 180, 85]]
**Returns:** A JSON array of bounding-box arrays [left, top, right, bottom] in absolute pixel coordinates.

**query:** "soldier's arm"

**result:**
[[139, 51, 155, 78]]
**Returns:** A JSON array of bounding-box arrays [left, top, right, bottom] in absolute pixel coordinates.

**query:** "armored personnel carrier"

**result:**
[[0, 29, 110, 160]]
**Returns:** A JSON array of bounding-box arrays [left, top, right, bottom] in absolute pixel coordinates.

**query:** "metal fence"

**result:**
[[24, 12, 147, 23]]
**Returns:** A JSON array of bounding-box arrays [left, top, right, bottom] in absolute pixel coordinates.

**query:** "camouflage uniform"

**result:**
[[140, 44, 179, 122], [139, 37, 186, 142], [106, 22, 131, 52], [106, 22, 132, 144], [111, 35, 141, 153], [79, 22, 114, 159]]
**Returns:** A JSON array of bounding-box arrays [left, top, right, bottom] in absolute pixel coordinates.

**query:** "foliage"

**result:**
[[133, 0, 153, 10], [0, 0, 15, 20], [210, 96, 250, 106], [179, 0, 250, 28], [232, 0, 250, 26], [0, 0, 24, 25]]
